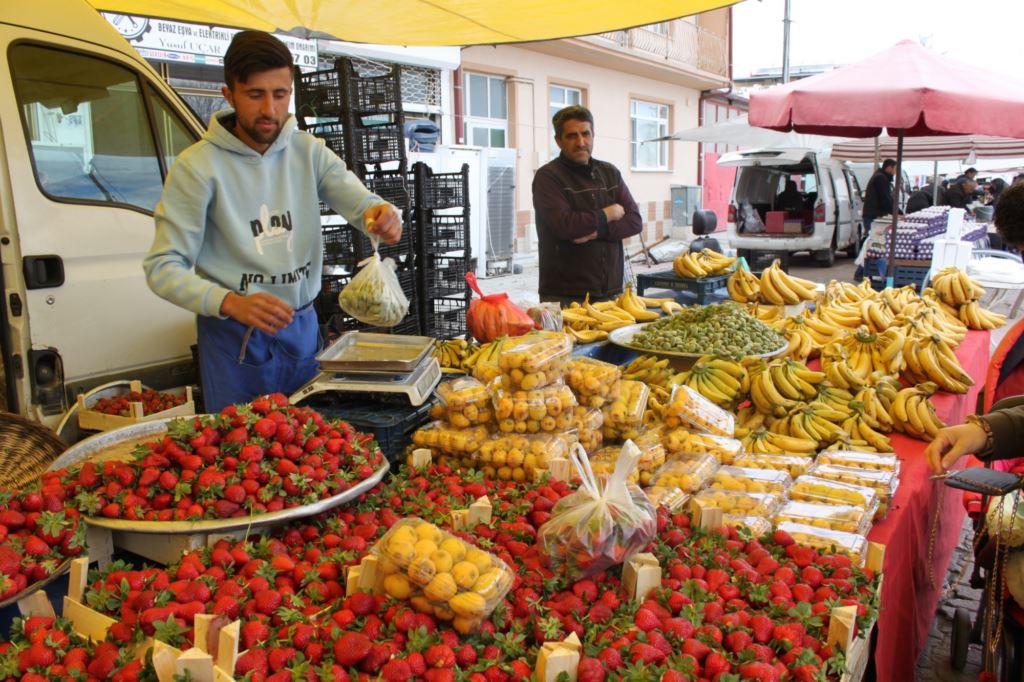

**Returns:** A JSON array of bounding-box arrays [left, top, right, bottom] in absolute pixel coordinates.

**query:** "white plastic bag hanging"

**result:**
[[338, 234, 409, 327], [538, 440, 657, 580]]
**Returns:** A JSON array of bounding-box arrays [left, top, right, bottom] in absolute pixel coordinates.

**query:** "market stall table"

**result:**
[[864, 329, 990, 681]]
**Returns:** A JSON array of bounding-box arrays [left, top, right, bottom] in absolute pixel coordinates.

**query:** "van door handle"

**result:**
[[23, 255, 65, 290]]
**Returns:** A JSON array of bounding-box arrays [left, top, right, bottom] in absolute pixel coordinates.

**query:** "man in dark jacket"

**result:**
[[533, 105, 643, 304], [861, 158, 896, 234], [944, 175, 977, 209]]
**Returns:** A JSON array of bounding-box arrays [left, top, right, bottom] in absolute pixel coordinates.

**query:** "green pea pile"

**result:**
[[630, 302, 785, 358]]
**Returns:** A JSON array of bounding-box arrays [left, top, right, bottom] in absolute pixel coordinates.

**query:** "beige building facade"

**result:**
[[457, 11, 731, 256]]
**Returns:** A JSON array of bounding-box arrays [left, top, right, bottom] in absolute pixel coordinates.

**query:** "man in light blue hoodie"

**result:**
[[144, 31, 401, 412]]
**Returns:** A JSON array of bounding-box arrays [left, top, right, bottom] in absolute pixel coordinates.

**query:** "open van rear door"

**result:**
[[717, 148, 816, 168]]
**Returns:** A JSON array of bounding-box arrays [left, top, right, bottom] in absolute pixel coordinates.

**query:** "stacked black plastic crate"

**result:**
[[413, 162, 472, 339], [294, 58, 420, 337]]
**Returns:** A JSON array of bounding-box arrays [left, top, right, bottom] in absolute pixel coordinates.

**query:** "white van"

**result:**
[[1, 1, 205, 425], [722, 148, 863, 267]]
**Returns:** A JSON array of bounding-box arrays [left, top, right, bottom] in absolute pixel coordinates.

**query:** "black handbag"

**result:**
[[941, 467, 1023, 496]]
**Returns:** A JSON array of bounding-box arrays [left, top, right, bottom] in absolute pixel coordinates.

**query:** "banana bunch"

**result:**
[[433, 338, 477, 373], [878, 285, 922, 315], [778, 315, 836, 347], [748, 359, 823, 416], [837, 325, 905, 379], [759, 260, 819, 305], [822, 279, 875, 306], [813, 300, 865, 331], [902, 333, 974, 394], [779, 325, 816, 363], [734, 405, 768, 438], [822, 437, 884, 454], [615, 283, 660, 322], [901, 303, 967, 348], [771, 401, 850, 447], [932, 267, 985, 306], [676, 356, 750, 409], [622, 355, 675, 408], [560, 294, 636, 335], [859, 298, 895, 334], [841, 401, 893, 451], [747, 303, 786, 324], [673, 249, 738, 279], [820, 341, 867, 392], [742, 427, 819, 456], [959, 300, 1008, 330], [814, 384, 856, 419], [461, 338, 505, 375], [852, 386, 895, 432], [727, 267, 761, 303], [891, 381, 946, 441]]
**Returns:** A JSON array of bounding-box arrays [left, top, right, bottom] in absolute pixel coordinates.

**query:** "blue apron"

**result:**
[[196, 304, 321, 413]]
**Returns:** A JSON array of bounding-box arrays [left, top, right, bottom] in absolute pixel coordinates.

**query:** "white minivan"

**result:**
[[722, 148, 863, 267], [1, 1, 205, 425]]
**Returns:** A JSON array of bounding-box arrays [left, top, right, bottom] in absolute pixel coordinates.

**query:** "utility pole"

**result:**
[[781, 0, 792, 83]]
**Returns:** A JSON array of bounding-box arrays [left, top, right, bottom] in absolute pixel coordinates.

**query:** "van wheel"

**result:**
[[816, 231, 837, 267]]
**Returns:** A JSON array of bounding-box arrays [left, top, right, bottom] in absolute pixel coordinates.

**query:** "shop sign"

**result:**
[[103, 13, 318, 70]]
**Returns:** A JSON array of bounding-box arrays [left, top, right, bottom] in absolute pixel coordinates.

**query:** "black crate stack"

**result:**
[[413, 162, 473, 339], [295, 57, 420, 337]]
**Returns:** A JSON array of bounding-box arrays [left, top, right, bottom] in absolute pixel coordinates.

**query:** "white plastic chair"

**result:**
[[969, 249, 1024, 318]]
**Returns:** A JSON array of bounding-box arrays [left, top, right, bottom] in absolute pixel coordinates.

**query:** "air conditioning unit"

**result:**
[[482, 148, 516, 276]]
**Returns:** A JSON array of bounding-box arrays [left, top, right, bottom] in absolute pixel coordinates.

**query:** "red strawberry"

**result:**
[[425, 644, 456, 668], [235, 648, 269, 677], [577, 657, 605, 682], [725, 630, 752, 653], [704, 651, 732, 677], [772, 529, 795, 546], [268, 647, 296, 672], [380, 659, 413, 682], [253, 589, 282, 615], [633, 607, 661, 632], [596, 647, 623, 670], [424, 670, 455, 682], [333, 633, 372, 667], [456, 644, 477, 667], [750, 615, 774, 643], [801, 566, 824, 587], [662, 671, 688, 682], [738, 661, 779, 682], [681, 638, 710, 662], [629, 643, 665, 665], [348, 592, 377, 616], [18, 643, 56, 671], [241, 620, 271, 649]]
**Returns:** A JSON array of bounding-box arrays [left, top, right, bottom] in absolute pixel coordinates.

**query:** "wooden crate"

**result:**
[[77, 380, 195, 432]]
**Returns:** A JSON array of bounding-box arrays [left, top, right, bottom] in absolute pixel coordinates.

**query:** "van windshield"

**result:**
[[734, 162, 818, 234]]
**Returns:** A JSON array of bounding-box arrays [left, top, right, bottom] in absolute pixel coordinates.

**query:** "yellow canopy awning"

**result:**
[[85, 0, 737, 46]]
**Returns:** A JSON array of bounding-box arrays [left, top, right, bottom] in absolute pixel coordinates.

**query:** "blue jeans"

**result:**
[[196, 304, 321, 412]]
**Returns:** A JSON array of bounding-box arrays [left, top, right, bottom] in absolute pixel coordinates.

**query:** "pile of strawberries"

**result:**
[[56, 394, 386, 522], [0, 615, 145, 681], [91, 388, 187, 417], [0, 483, 85, 604]]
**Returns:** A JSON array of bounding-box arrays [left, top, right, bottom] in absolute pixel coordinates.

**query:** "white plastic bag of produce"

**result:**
[[339, 239, 409, 327], [538, 441, 656, 581]]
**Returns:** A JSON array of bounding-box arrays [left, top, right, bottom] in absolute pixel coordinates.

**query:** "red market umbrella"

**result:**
[[749, 40, 1024, 283]]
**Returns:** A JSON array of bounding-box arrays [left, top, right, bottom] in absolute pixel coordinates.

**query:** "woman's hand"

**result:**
[[924, 422, 989, 475]]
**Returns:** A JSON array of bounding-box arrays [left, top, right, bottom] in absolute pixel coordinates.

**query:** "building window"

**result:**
[[549, 84, 582, 157], [463, 72, 507, 148], [631, 99, 669, 170], [644, 23, 669, 35]]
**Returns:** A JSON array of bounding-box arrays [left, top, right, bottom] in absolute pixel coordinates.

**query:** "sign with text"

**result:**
[[103, 13, 318, 70]]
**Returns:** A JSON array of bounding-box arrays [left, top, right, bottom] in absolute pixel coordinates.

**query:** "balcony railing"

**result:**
[[590, 21, 727, 77]]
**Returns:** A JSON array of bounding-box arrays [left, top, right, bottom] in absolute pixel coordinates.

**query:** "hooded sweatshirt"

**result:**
[[144, 109, 386, 318]]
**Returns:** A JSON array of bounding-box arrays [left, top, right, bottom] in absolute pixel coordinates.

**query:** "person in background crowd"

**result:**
[[905, 186, 934, 214], [532, 105, 642, 305], [775, 179, 804, 212], [1013, 173, 1024, 187], [988, 178, 1009, 207], [861, 158, 897, 238], [944, 175, 977, 210], [965, 167, 979, 182], [144, 31, 401, 411]]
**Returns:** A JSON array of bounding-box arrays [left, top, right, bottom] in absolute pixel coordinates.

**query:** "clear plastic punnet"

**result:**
[[539, 442, 657, 581], [664, 384, 735, 437], [565, 357, 622, 408], [692, 489, 783, 518], [723, 514, 773, 538], [775, 521, 868, 566], [774, 500, 872, 536], [590, 429, 667, 486], [491, 381, 577, 434], [648, 453, 720, 493], [411, 421, 492, 455], [436, 377, 494, 427], [497, 333, 573, 391], [733, 452, 814, 478], [790, 475, 881, 519], [370, 518, 514, 633], [815, 450, 900, 473], [602, 380, 650, 441], [664, 428, 744, 464], [807, 463, 899, 517], [472, 433, 574, 481], [568, 406, 604, 453], [710, 466, 792, 495]]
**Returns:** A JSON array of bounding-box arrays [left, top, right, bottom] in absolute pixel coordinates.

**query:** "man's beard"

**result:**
[[240, 117, 281, 146]]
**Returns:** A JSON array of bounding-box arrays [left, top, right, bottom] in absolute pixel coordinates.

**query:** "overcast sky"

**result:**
[[733, 0, 1024, 80], [731, 0, 1024, 177]]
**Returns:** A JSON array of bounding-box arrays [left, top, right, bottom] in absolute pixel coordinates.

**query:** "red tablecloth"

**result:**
[[865, 329, 991, 682]]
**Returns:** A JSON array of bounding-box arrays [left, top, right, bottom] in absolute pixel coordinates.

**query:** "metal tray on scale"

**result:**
[[317, 332, 434, 372]]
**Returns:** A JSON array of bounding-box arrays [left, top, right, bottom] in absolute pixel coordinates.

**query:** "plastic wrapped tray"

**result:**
[[565, 357, 622, 408], [723, 514, 773, 538], [436, 377, 493, 427], [590, 431, 667, 486], [472, 433, 573, 480], [497, 334, 572, 391], [568, 406, 604, 454], [648, 453, 720, 493], [791, 475, 881, 518], [692, 489, 783, 518], [815, 450, 900, 473], [411, 421, 492, 455], [710, 465, 792, 495], [774, 500, 872, 536], [664, 384, 735, 437], [808, 463, 899, 516], [733, 452, 814, 478], [776, 521, 868, 566], [492, 383, 576, 434], [663, 428, 743, 464], [370, 518, 514, 631], [602, 380, 650, 441]]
